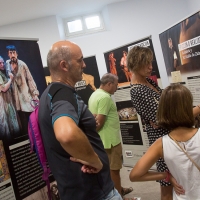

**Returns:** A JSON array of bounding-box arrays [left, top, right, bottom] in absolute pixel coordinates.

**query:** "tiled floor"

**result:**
[[120, 167, 160, 200]]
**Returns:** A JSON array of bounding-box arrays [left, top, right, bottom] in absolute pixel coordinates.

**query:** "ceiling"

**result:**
[[0, 0, 125, 27]]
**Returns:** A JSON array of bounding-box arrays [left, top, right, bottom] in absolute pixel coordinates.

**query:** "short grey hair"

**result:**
[[47, 45, 71, 73], [100, 73, 118, 85]]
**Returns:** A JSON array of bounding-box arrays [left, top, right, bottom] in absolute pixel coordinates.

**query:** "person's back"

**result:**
[[88, 88, 121, 148], [39, 82, 113, 200], [38, 41, 118, 200], [162, 129, 200, 199], [129, 84, 200, 199]]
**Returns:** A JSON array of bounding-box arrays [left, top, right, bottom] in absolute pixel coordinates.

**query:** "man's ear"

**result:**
[[59, 60, 69, 72], [107, 82, 112, 86]]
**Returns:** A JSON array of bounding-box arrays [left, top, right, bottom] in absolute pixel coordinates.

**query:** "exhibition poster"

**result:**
[[159, 10, 200, 127], [0, 38, 57, 200], [75, 56, 100, 105], [44, 56, 100, 106], [104, 36, 161, 88]]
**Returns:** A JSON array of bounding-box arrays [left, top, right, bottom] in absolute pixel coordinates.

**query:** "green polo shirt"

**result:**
[[88, 89, 121, 149]]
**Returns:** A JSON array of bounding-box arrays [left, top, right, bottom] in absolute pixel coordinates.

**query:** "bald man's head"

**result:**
[[47, 40, 80, 74], [47, 40, 86, 85]]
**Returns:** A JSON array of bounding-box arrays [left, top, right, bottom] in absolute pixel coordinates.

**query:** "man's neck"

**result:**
[[100, 85, 111, 94], [52, 77, 75, 88]]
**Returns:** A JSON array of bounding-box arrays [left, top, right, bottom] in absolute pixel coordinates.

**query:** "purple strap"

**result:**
[[42, 165, 51, 200]]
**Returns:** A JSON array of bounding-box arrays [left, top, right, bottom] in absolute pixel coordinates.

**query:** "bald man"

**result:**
[[38, 41, 123, 200]]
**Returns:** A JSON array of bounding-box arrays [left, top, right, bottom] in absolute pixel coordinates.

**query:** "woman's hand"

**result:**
[[149, 120, 159, 129], [170, 175, 185, 195]]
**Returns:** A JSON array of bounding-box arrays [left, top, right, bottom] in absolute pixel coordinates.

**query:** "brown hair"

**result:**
[[157, 84, 194, 130], [127, 46, 153, 72]]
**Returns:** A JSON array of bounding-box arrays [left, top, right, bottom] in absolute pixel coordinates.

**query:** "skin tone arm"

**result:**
[[129, 138, 185, 195], [95, 114, 106, 132], [193, 106, 200, 117], [129, 138, 166, 181], [1, 73, 13, 92], [54, 116, 103, 173]]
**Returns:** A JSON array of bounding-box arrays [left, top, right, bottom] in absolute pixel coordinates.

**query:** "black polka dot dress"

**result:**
[[130, 77, 171, 186]]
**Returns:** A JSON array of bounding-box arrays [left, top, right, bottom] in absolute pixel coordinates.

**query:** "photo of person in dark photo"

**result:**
[[120, 51, 132, 82], [179, 12, 200, 66], [6, 45, 39, 134], [168, 38, 179, 73], [0, 56, 20, 139], [109, 52, 117, 75]]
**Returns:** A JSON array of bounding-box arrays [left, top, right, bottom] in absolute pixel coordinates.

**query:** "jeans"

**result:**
[[101, 188, 123, 200]]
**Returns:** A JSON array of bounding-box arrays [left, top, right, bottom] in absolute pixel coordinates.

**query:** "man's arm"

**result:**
[[23, 63, 39, 99], [95, 114, 106, 132], [54, 116, 103, 172]]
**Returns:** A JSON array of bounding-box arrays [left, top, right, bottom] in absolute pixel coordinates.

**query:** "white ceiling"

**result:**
[[0, 0, 125, 26]]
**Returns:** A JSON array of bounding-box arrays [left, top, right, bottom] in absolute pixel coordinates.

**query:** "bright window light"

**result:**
[[67, 19, 82, 33], [64, 13, 105, 37], [85, 16, 101, 29]]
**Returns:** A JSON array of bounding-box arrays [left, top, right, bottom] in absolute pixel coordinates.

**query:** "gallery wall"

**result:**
[[0, 0, 198, 88]]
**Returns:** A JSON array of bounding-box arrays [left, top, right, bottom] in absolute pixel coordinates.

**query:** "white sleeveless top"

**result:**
[[162, 129, 200, 200]]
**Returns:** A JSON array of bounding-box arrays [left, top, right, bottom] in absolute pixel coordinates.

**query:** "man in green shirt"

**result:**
[[88, 73, 133, 199]]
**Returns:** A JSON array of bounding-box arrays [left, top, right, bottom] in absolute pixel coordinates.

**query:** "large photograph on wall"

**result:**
[[44, 55, 101, 105], [0, 38, 55, 200], [75, 55, 100, 105], [159, 11, 200, 86], [0, 39, 46, 143], [110, 37, 159, 169], [104, 37, 161, 87]]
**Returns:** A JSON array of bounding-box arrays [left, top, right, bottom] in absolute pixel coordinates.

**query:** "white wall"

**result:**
[[0, 0, 199, 88], [71, 0, 190, 88], [188, 0, 200, 14], [0, 16, 61, 67]]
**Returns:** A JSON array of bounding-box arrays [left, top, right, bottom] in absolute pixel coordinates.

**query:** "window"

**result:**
[[64, 13, 104, 37], [85, 15, 101, 29], [67, 19, 82, 33]]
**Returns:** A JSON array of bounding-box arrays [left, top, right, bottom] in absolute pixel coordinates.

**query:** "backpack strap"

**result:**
[[42, 165, 51, 200]]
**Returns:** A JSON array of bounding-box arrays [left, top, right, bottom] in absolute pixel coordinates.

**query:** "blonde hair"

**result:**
[[127, 46, 153, 72]]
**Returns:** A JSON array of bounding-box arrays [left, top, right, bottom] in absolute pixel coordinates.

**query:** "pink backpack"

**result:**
[[28, 100, 51, 200]]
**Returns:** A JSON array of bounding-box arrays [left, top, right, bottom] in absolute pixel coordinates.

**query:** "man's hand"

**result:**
[[94, 114, 106, 132], [9, 73, 13, 80], [70, 156, 103, 173], [33, 95, 39, 101], [170, 175, 185, 195], [93, 114, 100, 128]]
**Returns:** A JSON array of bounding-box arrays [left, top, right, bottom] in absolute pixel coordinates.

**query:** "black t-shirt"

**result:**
[[39, 82, 113, 200]]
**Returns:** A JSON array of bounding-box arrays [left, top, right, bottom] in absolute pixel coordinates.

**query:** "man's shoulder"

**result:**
[[91, 89, 110, 100], [48, 83, 75, 100], [39, 83, 76, 107], [17, 59, 28, 67], [18, 59, 26, 64]]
